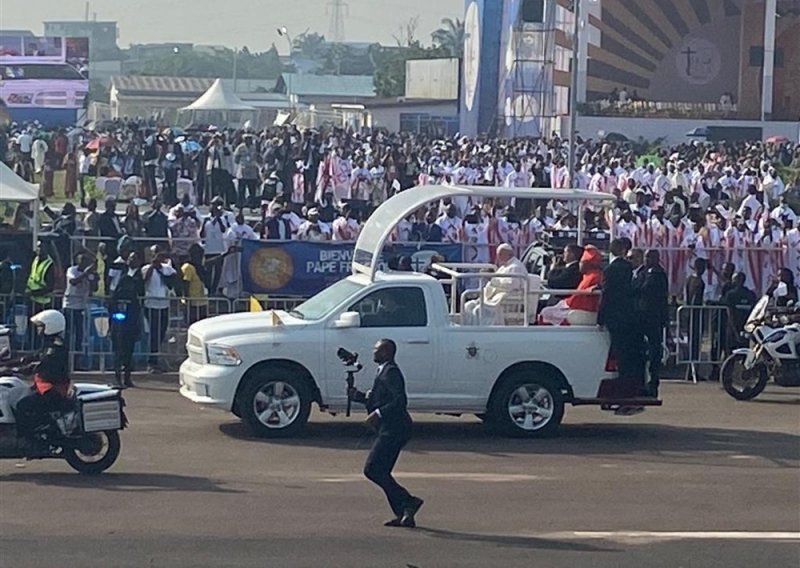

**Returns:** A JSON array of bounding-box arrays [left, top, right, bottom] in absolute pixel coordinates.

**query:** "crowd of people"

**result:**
[[2, 119, 800, 385], [2, 120, 800, 304]]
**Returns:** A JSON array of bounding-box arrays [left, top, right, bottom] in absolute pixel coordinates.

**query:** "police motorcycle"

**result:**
[[720, 284, 800, 401], [0, 311, 127, 474]]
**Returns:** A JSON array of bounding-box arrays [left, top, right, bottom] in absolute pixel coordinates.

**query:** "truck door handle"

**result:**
[[405, 339, 430, 345]]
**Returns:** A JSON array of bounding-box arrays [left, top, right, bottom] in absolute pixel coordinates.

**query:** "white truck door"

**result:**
[[324, 286, 436, 410]]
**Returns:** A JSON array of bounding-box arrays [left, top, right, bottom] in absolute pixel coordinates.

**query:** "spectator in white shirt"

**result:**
[[436, 203, 463, 244], [200, 199, 231, 294], [62, 253, 98, 369], [78, 148, 91, 207], [298, 208, 332, 241], [169, 205, 200, 262], [142, 248, 177, 373], [221, 212, 258, 299], [770, 195, 798, 225], [737, 185, 764, 219]]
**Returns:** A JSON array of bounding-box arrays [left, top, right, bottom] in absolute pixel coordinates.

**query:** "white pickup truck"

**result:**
[[180, 185, 661, 438]]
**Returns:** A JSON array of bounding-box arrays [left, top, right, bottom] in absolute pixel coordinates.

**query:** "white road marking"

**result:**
[[539, 531, 800, 543], [319, 472, 554, 483]]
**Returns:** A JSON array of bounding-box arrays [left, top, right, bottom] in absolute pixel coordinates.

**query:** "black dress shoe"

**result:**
[[384, 518, 403, 527], [400, 496, 424, 528]]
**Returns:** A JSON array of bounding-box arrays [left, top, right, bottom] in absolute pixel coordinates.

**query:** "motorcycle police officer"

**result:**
[[14, 310, 71, 440]]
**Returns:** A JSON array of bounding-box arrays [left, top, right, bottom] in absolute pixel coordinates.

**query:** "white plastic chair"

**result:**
[[103, 177, 121, 198]]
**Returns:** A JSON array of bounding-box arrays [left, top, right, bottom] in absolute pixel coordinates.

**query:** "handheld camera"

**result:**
[[337, 347, 363, 417]]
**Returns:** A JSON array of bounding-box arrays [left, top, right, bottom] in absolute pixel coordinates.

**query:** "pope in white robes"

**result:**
[[463, 244, 528, 326]]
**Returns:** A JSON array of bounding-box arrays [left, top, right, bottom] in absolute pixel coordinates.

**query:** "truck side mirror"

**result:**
[[332, 312, 361, 329]]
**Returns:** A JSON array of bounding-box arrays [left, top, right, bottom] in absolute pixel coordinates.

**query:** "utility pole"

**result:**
[[277, 27, 294, 111], [761, 0, 776, 121], [232, 47, 238, 93], [327, 0, 348, 43], [568, 0, 583, 245], [567, 0, 581, 191]]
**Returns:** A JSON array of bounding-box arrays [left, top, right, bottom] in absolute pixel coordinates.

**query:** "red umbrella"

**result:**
[[765, 135, 789, 144], [84, 135, 111, 150]]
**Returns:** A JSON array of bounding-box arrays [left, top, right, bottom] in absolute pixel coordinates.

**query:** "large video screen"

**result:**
[[0, 35, 89, 119]]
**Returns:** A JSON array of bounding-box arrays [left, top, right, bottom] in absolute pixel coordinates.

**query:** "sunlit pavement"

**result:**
[[1, 379, 798, 568]]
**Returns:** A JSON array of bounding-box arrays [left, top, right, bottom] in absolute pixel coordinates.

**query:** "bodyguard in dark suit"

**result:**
[[598, 238, 644, 383], [634, 250, 669, 397], [547, 244, 582, 291], [349, 339, 424, 528]]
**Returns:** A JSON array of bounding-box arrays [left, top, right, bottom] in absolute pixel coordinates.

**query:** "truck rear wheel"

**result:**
[[240, 371, 311, 438], [489, 374, 564, 438]]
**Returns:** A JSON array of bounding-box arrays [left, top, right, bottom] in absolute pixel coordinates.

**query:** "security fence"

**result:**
[[1, 288, 756, 380], [0, 293, 304, 374], [670, 303, 756, 382]]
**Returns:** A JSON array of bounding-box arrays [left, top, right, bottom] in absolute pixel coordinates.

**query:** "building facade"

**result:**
[[582, 0, 800, 120], [43, 20, 119, 60]]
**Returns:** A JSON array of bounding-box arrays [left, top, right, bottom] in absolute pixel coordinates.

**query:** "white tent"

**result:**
[[0, 160, 40, 245], [182, 78, 256, 112], [0, 160, 38, 202]]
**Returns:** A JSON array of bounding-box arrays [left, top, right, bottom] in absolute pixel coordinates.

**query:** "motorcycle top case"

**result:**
[[80, 391, 124, 433]]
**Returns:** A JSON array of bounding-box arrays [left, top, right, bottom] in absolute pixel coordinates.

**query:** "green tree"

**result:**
[[134, 47, 283, 80], [321, 42, 351, 75], [431, 18, 465, 58], [372, 18, 450, 97], [88, 79, 110, 103], [292, 32, 327, 59]]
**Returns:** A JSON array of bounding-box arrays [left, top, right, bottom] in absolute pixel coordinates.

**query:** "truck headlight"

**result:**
[[206, 344, 241, 366]]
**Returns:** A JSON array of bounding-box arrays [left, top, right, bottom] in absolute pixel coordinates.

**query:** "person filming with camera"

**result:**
[[346, 339, 424, 528]]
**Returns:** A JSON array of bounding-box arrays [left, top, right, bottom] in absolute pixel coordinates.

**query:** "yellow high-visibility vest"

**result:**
[[26, 256, 53, 305]]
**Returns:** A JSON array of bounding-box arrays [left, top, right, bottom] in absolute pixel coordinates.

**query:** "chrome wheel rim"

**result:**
[[75, 433, 109, 463], [729, 362, 760, 393], [253, 381, 301, 429], [507, 383, 554, 431]]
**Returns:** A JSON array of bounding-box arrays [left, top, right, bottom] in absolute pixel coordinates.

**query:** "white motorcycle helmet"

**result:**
[[29, 310, 66, 336]]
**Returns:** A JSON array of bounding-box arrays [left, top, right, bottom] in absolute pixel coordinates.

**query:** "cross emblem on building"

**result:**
[[682, 45, 696, 76]]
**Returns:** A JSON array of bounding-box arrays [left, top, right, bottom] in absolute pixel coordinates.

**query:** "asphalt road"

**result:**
[[1, 379, 798, 568]]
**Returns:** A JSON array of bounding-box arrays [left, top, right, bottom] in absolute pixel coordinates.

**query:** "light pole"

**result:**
[[277, 27, 294, 111], [567, 0, 581, 190], [232, 46, 239, 93], [172, 46, 180, 76], [760, 0, 777, 122]]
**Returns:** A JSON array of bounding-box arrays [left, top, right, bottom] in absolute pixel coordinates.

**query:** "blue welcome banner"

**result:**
[[241, 240, 462, 296]]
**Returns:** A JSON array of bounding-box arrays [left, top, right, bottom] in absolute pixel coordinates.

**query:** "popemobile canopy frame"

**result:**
[[351, 185, 617, 281]]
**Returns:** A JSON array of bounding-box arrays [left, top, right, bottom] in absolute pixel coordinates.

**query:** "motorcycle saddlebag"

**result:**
[[80, 392, 124, 433]]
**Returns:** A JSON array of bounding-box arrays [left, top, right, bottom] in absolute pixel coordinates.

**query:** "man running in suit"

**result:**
[[348, 339, 424, 528]]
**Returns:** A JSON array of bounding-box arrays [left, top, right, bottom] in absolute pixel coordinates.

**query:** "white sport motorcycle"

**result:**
[[720, 294, 800, 401], [0, 374, 127, 474]]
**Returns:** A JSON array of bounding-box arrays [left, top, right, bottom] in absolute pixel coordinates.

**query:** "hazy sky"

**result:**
[[0, 0, 464, 52]]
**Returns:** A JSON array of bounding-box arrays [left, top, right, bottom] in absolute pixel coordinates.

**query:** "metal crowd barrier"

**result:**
[[231, 296, 306, 314], [671, 304, 753, 383], [70, 235, 207, 263], [0, 293, 301, 374], [1, 291, 756, 380]]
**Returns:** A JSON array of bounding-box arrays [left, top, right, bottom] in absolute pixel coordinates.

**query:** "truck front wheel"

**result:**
[[240, 371, 312, 438], [489, 374, 564, 438]]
